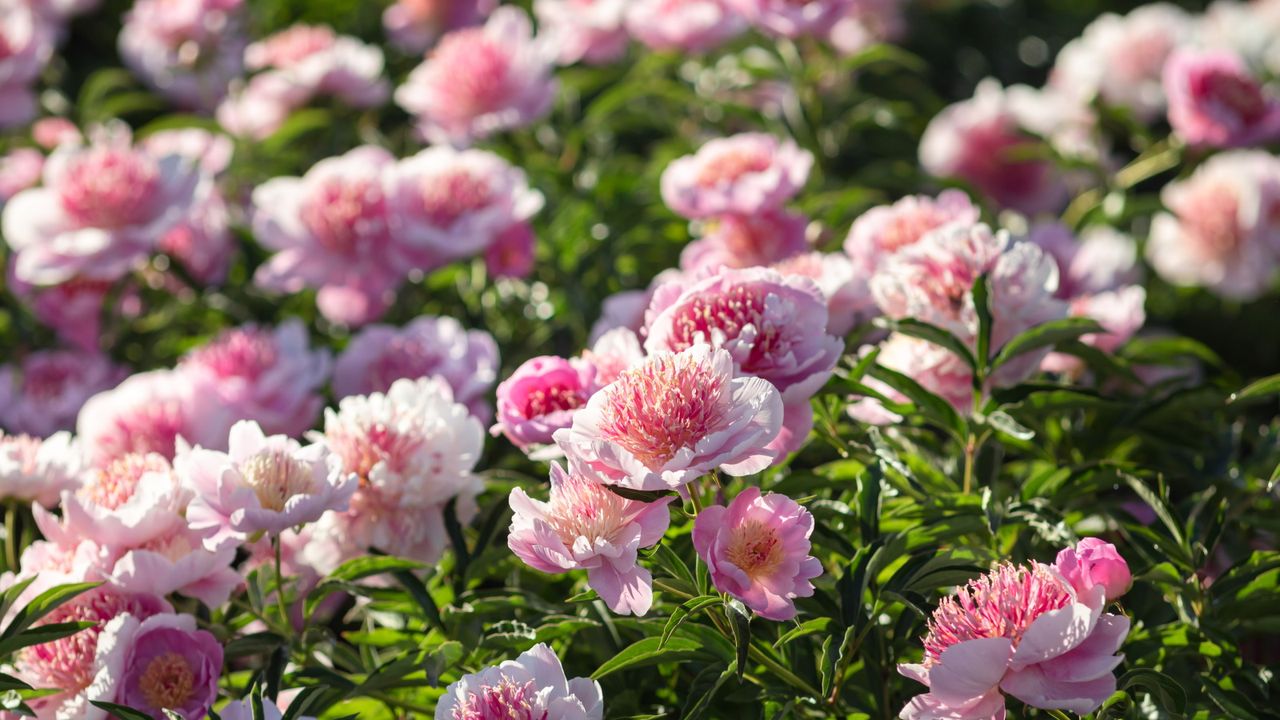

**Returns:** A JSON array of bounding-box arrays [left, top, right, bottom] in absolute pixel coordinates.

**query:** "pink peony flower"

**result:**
[[215, 72, 308, 140], [1201, 0, 1280, 77], [1056, 538, 1132, 604], [179, 420, 356, 541], [580, 327, 645, 388], [78, 370, 230, 466], [1146, 150, 1280, 301], [118, 0, 246, 111], [243, 24, 388, 106], [724, 0, 852, 38], [5, 272, 118, 352], [47, 452, 187, 547], [844, 190, 980, 276], [847, 333, 974, 424], [179, 320, 331, 438], [898, 561, 1128, 719], [394, 7, 558, 147], [536, 0, 630, 66], [485, 221, 537, 279], [1164, 49, 1280, 149], [251, 146, 407, 326], [692, 487, 822, 621], [383, 0, 496, 55], [312, 377, 485, 564], [1, 124, 201, 286], [220, 696, 313, 720], [0, 350, 126, 438], [142, 129, 236, 284], [556, 345, 782, 491], [0, 148, 44, 206], [825, 0, 906, 56], [434, 643, 603, 720], [493, 356, 596, 454], [0, 431, 82, 506], [679, 209, 809, 275], [111, 613, 223, 719], [0, 2, 54, 129], [624, 0, 746, 53], [334, 316, 500, 422], [661, 133, 813, 219], [32, 118, 81, 149], [508, 460, 673, 615], [772, 251, 875, 336], [386, 145, 544, 270]]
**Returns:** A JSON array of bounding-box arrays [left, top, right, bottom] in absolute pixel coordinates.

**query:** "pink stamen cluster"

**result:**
[[186, 327, 279, 380], [695, 147, 774, 187], [299, 177, 391, 257], [452, 678, 547, 720], [665, 283, 780, 365], [420, 170, 494, 227], [78, 453, 172, 510], [327, 423, 425, 483], [59, 147, 161, 229]]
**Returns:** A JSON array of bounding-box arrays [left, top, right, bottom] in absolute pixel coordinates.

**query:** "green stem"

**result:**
[[273, 536, 290, 634], [1045, 710, 1074, 720], [706, 607, 822, 700], [688, 480, 706, 515], [963, 433, 977, 495], [1114, 138, 1182, 190], [4, 502, 17, 573]]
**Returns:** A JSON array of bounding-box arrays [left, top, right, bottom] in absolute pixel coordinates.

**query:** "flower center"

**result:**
[[139, 652, 195, 711], [241, 450, 316, 511], [433, 31, 512, 116], [300, 177, 390, 256], [419, 169, 494, 228], [695, 147, 773, 187], [188, 328, 278, 380], [78, 453, 171, 509], [330, 422, 423, 483], [452, 678, 547, 720], [725, 520, 784, 578], [665, 283, 783, 368], [522, 383, 586, 419], [59, 148, 162, 229], [547, 472, 630, 545], [1200, 69, 1267, 123]]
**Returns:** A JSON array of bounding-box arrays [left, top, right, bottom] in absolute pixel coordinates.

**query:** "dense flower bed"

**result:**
[[1, 0, 1279, 719]]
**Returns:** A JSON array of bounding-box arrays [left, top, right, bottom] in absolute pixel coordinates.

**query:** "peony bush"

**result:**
[[0, 1, 1278, 719]]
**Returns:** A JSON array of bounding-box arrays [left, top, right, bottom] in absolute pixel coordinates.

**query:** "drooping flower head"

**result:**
[[1055, 538, 1132, 604], [693, 487, 822, 621], [679, 209, 809, 275], [434, 643, 603, 720], [844, 190, 980, 276], [724, 0, 852, 38], [112, 613, 224, 720], [1163, 48, 1280, 149], [0, 431, 82, 507], [118, 0, 247, 111], [77, 369, 231, 466], [624, 0, 746, 53], [383, 0, 496, 54], [0, 350, 126, 438], [535, 0, 631, 66], [661, 133, 813, 219], [493, 356, 596, 454]]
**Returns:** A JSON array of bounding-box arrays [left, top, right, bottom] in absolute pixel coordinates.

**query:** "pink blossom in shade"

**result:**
[[508, 460, 673, 615], [724, 0, 852, 38], [178, 420, 356, 542], [158, 184, 235, 285], [679, 209, 809, 275], [334, 316, 500, 422], [178, 320, 331, 438], [215, 72, 309, 140], [643, 267, 844, 403], [1055, 539, 1132, 605], [5, 272, 121, 352], [772, 252, 876, 336], [243, 24, 389, 108], [1, 123, 201, 286], [394, 7, 558, 147], [581, 327, 645, 389], [0, 351, 126, 438], [0, 2, 54, 129], [385, 146, 544, 269], [847, 333, 974, 425], [588, 268, 689, 343], [624, 0, 746, 54], [382, 0, 497, 55], [535, 0, 630, 66], [661, 133, 813, 219], [251, 146, 406, 327], [825, 0, 906, 56], [898, 562, 1128, 720], [32, 117, 82, 150], [1146, 151, 1280, 301], [0, 148, 44, 207], [9, 587, 169, 720], [843, 190, 980, 276], [1164, 49, 1280, 149], [692, 487, 822, 621], [556, 345, 783, 491], [493, 356, 596, 454], [1048, 4, 1193, 123], [111, 613, 223, 720], [435, 643, 603, 720], [117, 0, 247, 111], [485, 221, 537, 280], [0, 431, 82, 506]]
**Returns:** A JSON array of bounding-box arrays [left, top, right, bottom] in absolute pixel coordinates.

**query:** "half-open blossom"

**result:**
[[509, 460, 673, 615], [0, 3, 54, 129], [580, 327, 645, 388], [77, 369, 231, 466], [1, 124, 200, 286], [395, 7, 557, 147], [1055, 538, 1132, 604], [118, 0, 246, 111], [0, 431, 82, 506], [179, 320, 331, 438], [724, 0, 852, 38], [692, 487, 822, 621], [844, 190, 980, 276], [773, 251, 874, 336], [661, 133, 813, 219], [1147, 150, 1280, 301], [0, 148, 44, 206], [536, 0, 630, 65], [679, 210, 809, 274], [1164, 49, 1280, 149], [251, 146, 406, 326], [179, 420, 356, 541], [493, 356, 596, 454], [335, 316, 500, 421], [0, 350, 125, 438], [557, 345, 782, 491], [435, 644, 602, 720], [625, 0, 746, 53], [898, 561, 1129, 719], [386, 146, 544, 270], [383, 0, 496, 54], [111, 613, 223, 720]]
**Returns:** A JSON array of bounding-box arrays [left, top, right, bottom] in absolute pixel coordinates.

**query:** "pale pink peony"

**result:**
[[847, 333, 974, 424], [0, 431, 82, 506], [244, 24, 388, 106], [772, 251, 875, 336], [725, 0, 852, 38], [1055, 538, 1132, 604], [0, 350, 126, 438], [1201, 0, 1280, 77], [844, 190, 980, 276], [179, 420, 356, 541], [1164, 49, 1280, 149], [661, 133, 813, 219], [0, 2, 54, 129], [679, 209, 809, 274], [4, 272, 118, 352], [178, 320, 331, 438], [0, 148, 44, 206], [334, 316, 500, 422], [142, 128, 236, 284], [692, 486, 822, 621], [493, 356, 596, 454], [118, 0, 246, 111], [395, 7, 558, 147], [1147, 151, 1280, 301], [383, 0, 496, 55], [825, 0, 906, 56], [509, 460, 673, 615], [898, 561, 1128, 719], [78, 370, 231, 466], [110, 613, 223, 719], [435, 643, 603, 720], [556, 345, 783, 491], [485, 221, 537, 280], [535, 0, 630, 65], [385, 145, 544, 270], [2, 124, 201, 286], [580, 327, 645, 389], [46, 451, 188, 548], [1049, 3, 1193, 122], [624, 0, 746, 53], [32, 118, 82, 149], [215, 72, 308, 140], [251, 146, 407, 326]]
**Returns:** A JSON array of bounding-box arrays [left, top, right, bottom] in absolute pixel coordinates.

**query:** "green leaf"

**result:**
[[325, 556, 425, 584], [0, 582, 99, 645], [866, 365, 966, 438], [873, 317, 976, 370], [774, 617, 833, 648], [647, 543, 695, 586], [990, 317, 1106, 372], [1228, 373, 1280, 405], [724, 599, 750, 681], [1120, 668, 1186, 715], [0, 621, 94, 656], [392, 570, 445, 632], [659, 595, 720, 649], [681, 662, 738, 720], [591, 635, 711, 679], [89, 701, 155, 720], [973, 275, 993, 372], [980, 410, 1034, 441]]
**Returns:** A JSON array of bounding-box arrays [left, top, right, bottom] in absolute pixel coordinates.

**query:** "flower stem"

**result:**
[[962, 432, 977, 495], [273, 536, 290, 634], [1045, 710, 1075, 720], [3, 502, 17, 573]]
